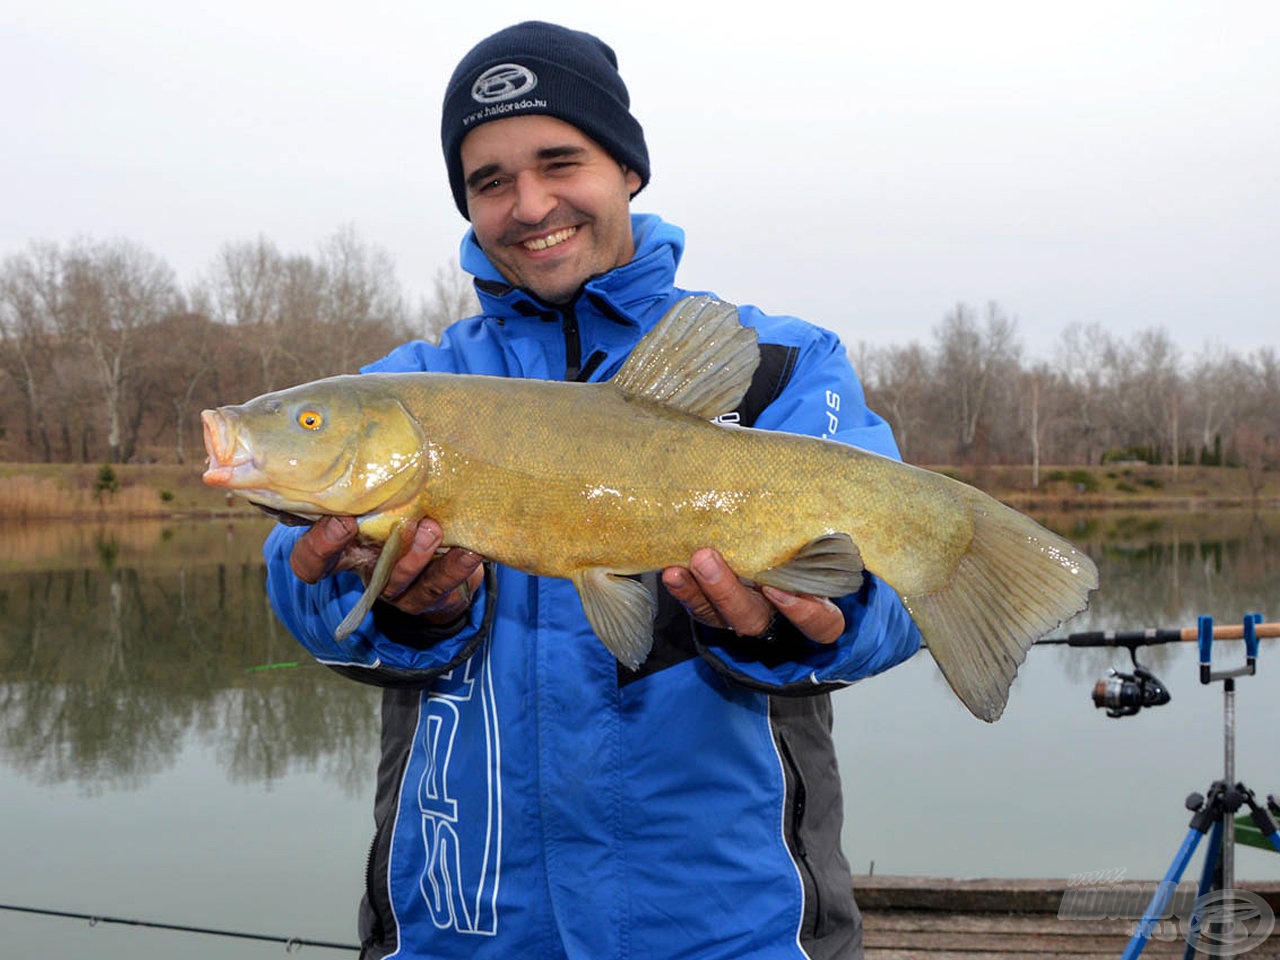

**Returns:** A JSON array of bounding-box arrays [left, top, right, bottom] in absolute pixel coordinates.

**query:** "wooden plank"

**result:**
[[856, 877, 1280, 958], [853, 875, 1280, 913]]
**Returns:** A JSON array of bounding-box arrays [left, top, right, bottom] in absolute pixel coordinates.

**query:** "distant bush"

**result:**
[[1044, 468, 1100, 493], [1067, 469, 1100, 493], [94, 464, 120, 499]]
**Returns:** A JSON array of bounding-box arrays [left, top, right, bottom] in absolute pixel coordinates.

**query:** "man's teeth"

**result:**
[[523, 227, 576, 251]]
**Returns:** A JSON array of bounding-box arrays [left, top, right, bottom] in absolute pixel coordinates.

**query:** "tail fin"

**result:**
[[903, 486, 1098, 722]]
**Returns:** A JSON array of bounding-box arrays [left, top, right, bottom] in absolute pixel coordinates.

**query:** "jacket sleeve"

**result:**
[[263, 523, 491, 687], [693, 316, 923, 692]]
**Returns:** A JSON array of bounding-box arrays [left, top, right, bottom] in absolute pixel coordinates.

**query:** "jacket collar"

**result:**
[[459, 214, 685, 329]]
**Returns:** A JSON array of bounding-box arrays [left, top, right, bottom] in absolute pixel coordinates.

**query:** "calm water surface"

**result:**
[[2, 511, 1278, 957]]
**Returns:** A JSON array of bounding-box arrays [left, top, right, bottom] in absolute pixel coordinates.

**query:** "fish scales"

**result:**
[[202, 295, 1098, 721], [373, 374, 969, 588]]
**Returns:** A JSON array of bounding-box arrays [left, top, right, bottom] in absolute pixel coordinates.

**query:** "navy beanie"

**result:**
[[441, 21, 650, 219]]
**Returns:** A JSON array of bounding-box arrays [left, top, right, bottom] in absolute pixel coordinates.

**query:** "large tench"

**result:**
[[202, 296, 1097, 721]]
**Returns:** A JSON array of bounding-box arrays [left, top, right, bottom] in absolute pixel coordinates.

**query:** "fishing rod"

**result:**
[[0, 903, 358, 953], [1037, 620, 1280, 648]]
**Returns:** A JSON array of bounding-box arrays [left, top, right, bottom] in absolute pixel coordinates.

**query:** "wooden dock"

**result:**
[[855, 876, 1280, 958]]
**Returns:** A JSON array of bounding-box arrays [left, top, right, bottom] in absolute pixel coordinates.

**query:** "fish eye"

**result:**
[[297, 410, 324, 431]]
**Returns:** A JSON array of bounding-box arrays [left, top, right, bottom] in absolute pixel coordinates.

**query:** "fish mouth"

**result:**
[[201, 409, 257, 487]]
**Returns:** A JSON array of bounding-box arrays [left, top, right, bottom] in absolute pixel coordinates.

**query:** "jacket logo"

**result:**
[[416, 648, 503, 936], [471, 64, 538, 104]]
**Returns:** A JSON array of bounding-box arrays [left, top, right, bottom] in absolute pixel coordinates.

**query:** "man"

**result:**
[[264, 21, 921, 960]]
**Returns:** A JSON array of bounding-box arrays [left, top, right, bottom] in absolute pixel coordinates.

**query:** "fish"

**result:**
[[201, 295, 1098, 721]]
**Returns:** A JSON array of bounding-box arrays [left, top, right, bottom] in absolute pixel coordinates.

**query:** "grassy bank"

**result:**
[[932, 462, 1280, 511], [0, 461, 1276, 522], [0, 462, 253, 521]]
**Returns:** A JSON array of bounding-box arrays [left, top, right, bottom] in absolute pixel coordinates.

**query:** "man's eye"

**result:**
[[473, 176, 507, 195]]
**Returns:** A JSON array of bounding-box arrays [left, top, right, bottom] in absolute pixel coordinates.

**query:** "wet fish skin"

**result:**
[[202, 296, 1098, 721]]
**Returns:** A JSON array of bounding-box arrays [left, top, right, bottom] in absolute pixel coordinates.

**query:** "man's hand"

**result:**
[[290, 516, 484, 625], [661, 547, 845, 644]]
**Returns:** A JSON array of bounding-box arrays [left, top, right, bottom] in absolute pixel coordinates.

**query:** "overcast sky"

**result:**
[[2, 0, 1276, 360]]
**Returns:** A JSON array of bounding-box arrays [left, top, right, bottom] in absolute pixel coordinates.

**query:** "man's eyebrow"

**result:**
[[536, 144, 587, 161]]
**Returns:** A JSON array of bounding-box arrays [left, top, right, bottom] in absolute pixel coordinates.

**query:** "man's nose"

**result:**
[[512, 173, 557, 224]]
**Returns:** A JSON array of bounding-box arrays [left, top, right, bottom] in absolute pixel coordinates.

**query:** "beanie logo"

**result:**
[[471, 64, 538, 104]]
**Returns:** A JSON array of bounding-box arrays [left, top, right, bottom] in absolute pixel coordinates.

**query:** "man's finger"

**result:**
[[762, 586, 845, 645], [381, 519, 438, 599], [687, 548, 773, 636], [290, 516, 358, 583], [661, 566, 727, 629], [393, 547, 485, 622]]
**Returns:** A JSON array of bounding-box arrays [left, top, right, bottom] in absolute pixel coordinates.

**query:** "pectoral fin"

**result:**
[[335, 519, 408, 641], [572, 568, 657, 670], [753, 533, 865, 598]]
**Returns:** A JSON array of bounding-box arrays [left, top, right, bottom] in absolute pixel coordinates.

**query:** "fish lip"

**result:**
[[200, 409, 256, 486]]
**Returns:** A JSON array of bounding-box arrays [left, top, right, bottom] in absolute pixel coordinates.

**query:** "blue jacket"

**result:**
[[264, 214, 921, 959]]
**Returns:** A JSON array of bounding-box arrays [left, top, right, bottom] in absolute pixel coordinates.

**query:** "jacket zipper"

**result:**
[[363, 823, 387, 948], [560, 306, 582, 381], [778, 734, 826, 938]]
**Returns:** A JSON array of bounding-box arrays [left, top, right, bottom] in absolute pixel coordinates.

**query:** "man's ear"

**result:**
[[621, 165, 642, 198]]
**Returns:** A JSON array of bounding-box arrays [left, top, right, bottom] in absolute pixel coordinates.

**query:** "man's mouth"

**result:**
[[522, 227, 577, 251]]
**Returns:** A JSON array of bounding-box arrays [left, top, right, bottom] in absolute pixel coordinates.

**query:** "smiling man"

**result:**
[[263, 20, 922, 960], [460, 115, 642, 304]]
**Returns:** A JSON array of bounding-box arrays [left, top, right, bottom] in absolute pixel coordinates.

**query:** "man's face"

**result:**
[[460, 114, 642, 304]]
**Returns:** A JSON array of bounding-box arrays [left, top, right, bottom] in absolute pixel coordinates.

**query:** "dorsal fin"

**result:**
[[610, 296, 760, 419]]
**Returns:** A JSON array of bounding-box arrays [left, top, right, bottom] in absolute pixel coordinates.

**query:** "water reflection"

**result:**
[[0, 511, 1276, 796], [1031, 510, 1279, 687], [0, 519, 378, 796]]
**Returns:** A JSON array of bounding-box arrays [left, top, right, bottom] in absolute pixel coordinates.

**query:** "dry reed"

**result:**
[[0, 474, 165, 521]]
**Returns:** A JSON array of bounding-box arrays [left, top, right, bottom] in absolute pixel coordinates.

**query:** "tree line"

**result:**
[[1, 233, 1276, 480], [0, 229, 476, 465], [855, 301, 1279, 481]]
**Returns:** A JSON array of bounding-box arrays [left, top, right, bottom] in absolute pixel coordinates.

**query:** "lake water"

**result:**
[[2, 511, 1279, 957]]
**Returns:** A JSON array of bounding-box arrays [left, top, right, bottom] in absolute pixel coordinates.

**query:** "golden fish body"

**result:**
[[343, 375, 960, 586], [203, 297, 1097, 721]]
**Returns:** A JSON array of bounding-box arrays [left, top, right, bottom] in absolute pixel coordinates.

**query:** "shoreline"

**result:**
[[1, 461, 1276, 522]]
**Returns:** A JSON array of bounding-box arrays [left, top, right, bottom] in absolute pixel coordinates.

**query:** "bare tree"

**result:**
[[1115, 327, 1182, 465], [1017, 361, 1080, 483], [58, 239, 181, 462], [931, 301, 1022, 462], [1184, 343, 1245, 464], [314, 225, 408, 374], [417, 259, 479, 345], [204, 236, 289, 393], [859, 341, 935, 462], [1052, 322, 1116, 465], [0, 242, 64, 461], [134, 312, 226, 463]]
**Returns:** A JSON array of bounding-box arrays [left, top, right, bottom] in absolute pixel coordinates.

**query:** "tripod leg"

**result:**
[[1122, 827, 1203, 960], [1182, 818, 1224, 960]]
